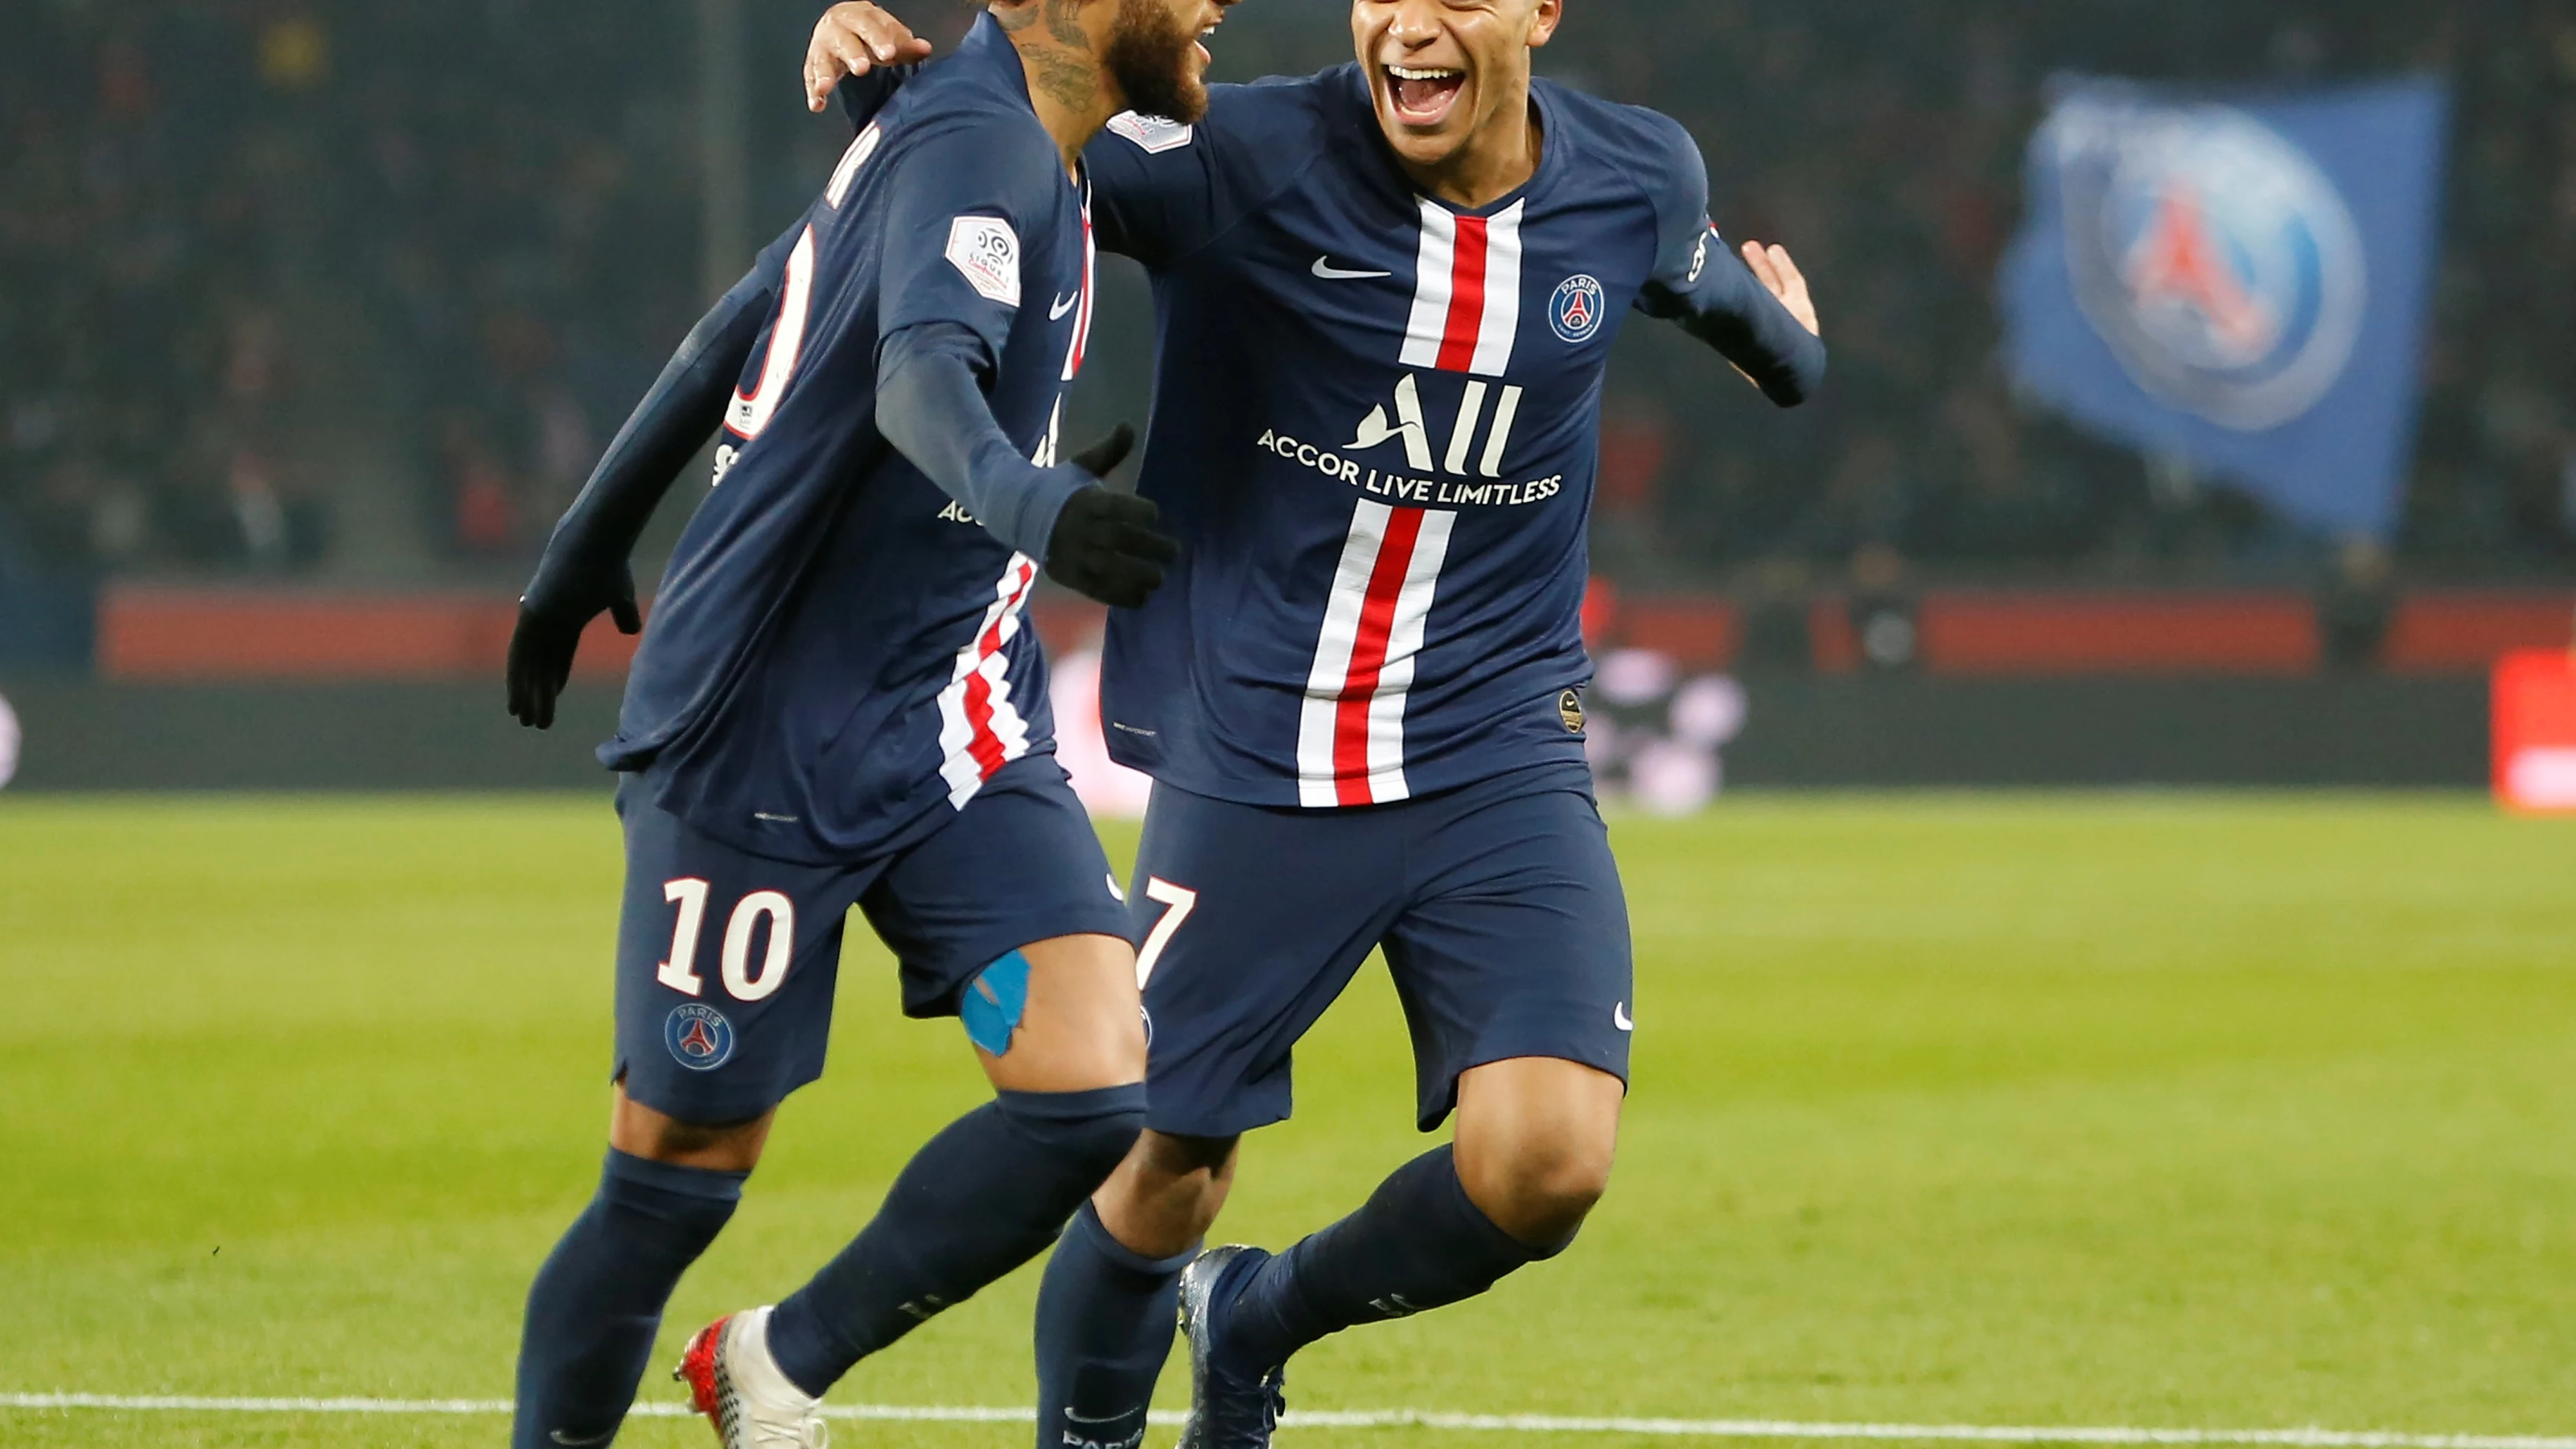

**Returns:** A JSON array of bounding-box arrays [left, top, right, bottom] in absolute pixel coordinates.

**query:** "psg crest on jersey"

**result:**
[[2050, 95, 2366, 431], [665, 1003, 737, 1072], [1550, 274, 1607, 344]]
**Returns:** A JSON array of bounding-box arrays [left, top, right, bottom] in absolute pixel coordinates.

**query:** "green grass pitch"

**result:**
[[2, 792, 2570, 1448]]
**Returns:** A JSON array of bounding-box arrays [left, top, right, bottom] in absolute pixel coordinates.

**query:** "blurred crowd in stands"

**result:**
[[0, 0, 699, 578], [2, 0, 2571, 590]]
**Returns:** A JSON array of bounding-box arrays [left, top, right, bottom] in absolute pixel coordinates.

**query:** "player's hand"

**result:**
[[806, 3, 932, 113], [1741, 241, 1820, 338], [507, 559, 642, 730], [1044, 425, 1180, 610]]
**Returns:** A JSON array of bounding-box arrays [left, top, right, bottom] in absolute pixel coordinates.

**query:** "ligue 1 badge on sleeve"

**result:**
[[946, 216, 1024, 308], [665, 1003, 737, 1072], [1107, 110, 1195, 154]]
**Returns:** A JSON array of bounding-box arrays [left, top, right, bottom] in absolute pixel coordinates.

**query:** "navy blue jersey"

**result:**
[[610, 15, 1100, 863], [1074, 69, 1817, 807]]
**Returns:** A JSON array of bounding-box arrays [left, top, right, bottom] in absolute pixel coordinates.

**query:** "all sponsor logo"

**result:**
[[1256, 372, 1563, 508], [2051, 96, 2366, 431], [664, 1003, 736, 1072], [1549, 274, 1607, 344], [1349, 374, 1525, 479]]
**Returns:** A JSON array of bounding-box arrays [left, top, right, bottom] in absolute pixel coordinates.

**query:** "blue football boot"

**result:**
[[1174, 1246, 1288, 1449]]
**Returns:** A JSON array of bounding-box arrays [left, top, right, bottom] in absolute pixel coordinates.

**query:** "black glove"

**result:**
[[1043, 425, 1180, 609], [506, 556, 642, 730]]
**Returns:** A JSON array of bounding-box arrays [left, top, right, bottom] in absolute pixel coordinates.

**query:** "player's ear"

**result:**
[[1525, 0, 1561, 49]]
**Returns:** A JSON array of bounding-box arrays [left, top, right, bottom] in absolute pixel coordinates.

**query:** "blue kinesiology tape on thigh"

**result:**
[[960, 949, 1033, 1056]]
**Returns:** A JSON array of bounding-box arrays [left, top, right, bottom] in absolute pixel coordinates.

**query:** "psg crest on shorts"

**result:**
[[2050, 95, 2366, 432], [1550, 274, 1607, 344], [665, 1003, 736, 1072]]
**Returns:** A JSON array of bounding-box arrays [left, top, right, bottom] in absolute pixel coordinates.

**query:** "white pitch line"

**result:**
[[0, 1394, 2568, 1449], [1265, 1415, 2576, 1449]]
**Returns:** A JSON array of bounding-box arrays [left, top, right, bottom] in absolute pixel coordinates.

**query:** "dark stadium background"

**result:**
[[1, 0, 2571, 788]]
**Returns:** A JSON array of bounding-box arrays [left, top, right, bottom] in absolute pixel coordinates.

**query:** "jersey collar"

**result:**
[[957, 11, 1039, 115]]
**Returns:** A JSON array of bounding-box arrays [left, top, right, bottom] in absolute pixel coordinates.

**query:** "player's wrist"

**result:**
[[1015, 465, 1096, 567], [521, 544, 618, 621]]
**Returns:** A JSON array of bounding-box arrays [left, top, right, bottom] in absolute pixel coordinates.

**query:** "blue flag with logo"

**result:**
[[2000, 75, 2449, 539]]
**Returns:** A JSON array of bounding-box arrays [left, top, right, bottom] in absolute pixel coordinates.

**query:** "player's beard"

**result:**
[[1104, 0, 1208, 125]]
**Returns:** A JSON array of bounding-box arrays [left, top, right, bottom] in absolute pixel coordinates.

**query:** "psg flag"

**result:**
[[2000, 75, 2449, 539]]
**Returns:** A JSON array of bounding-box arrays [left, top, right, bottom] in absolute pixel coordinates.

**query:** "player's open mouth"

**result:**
[[1385, 65, 1466, 127]]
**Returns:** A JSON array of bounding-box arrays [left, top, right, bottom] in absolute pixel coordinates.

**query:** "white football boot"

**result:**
[[674, 1305, 830, 1448]]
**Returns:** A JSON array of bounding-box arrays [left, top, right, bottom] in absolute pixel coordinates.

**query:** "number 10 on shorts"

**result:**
[[656, 878, 797, 1003]]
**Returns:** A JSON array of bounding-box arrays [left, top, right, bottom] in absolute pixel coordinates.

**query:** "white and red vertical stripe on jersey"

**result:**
[[937, 554, 1043, 809], [1296, 499, 1457, 809], [1400, 198, 1526, 377], [1289, 198, 1519, 806], [1064, 195, 1097, 383], [1034, 196, 1100, 468]]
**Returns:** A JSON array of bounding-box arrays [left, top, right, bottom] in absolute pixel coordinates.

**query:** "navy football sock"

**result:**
[[1033, 1201, 1195, 1449], [768, 1084, 1148, 1398], [1221, 1145, 1550, 1373], [512, 1149, 747, 1449]]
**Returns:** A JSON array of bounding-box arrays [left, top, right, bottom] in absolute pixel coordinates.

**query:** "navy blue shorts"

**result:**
[[612, 756, 1131, 1124], [1129, 761, 1632, 1137]]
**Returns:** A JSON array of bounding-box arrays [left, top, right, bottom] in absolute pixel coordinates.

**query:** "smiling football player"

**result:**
[[785, 3, 1825, 1445]]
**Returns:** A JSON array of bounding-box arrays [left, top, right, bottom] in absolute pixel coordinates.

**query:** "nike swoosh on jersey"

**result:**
[[1613, 1002, 1635, 1032], [1312, 257, 1393, 280], [1051, 292, 1082, 319]]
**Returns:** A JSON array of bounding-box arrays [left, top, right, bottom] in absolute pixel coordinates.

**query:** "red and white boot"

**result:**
[[674, 1307, 829, 1448]]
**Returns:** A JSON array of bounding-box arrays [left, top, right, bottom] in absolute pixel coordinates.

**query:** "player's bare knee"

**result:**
[[1096, 1130, 1238, 1255], [1134, 1128, 1237, 1180], [973, 934, 1148, 1092], [1464, 1127, 1612, 1248], [609, 1084, 775, 1172], [1514, 1135, 1616, 1223], [1454, 1071, 1620, 1251]]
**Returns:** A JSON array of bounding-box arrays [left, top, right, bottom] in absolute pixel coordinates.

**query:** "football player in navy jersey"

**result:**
[[757, 1, 1823, 1445], [495, 1, 1238, 1445]]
